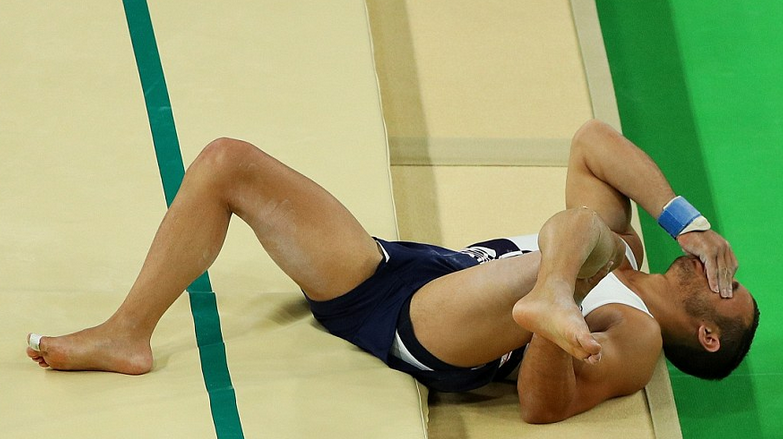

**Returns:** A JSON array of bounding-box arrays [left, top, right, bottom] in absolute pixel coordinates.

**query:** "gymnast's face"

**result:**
[[668, 256, 755, 327]]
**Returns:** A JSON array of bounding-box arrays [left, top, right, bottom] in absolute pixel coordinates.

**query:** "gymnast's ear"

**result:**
[[697, 324, 721, 353]]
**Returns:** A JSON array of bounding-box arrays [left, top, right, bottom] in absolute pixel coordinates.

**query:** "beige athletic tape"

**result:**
[[28, 334, 43, 352]]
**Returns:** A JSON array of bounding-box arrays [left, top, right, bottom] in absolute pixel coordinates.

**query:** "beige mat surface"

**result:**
[[368, 0, 680, 437], [1, 0, 680, 438], [0, 1, 426, 438]]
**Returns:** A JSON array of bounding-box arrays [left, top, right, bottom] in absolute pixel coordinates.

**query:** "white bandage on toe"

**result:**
[[28, 333, 44, 352]]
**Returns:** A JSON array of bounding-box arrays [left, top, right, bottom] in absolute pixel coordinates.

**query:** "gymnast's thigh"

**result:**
[[409, 252, 540, 368]]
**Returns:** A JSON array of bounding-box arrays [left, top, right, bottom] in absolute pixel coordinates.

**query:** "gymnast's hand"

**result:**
[[677, 230, 738, 298]]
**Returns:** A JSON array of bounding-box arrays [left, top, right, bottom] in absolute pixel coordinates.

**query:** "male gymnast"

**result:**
[[27, 119, 759, 423]]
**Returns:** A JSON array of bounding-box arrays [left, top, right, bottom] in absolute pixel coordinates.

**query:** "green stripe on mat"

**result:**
[[122, 1, 245, 438]]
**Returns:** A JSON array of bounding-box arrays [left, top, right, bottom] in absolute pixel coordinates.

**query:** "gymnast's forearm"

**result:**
[[516, 334, 577, 424], [569, 120, 737, 293]]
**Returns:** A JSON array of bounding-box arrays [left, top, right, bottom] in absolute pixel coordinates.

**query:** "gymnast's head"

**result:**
[[660, 255, 760, 380]]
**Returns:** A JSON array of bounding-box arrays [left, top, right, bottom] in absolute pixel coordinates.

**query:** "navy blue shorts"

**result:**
[[389, 294, 525, 392], [305, 239, 477, 361], [305, 238, 524, 392]]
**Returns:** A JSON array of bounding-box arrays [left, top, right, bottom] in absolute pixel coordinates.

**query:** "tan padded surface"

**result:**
[[0, 1, 427, 438], [0, 0, 679, 437], [373, 0, 678, 437], [367, 0, 593, 166], [391, 167, 657, 439]]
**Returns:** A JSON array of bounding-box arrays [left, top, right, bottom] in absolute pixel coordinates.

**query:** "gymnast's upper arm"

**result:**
[[567, 311, 662, 418]]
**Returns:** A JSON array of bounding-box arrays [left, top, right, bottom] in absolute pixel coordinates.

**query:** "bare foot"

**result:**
[[26, 324, 152, 374], [513, 277, 602, 363]]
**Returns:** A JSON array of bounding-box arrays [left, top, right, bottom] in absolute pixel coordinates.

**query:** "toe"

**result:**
[[585, 352, 602, 364], [577, 332, 602, 356]]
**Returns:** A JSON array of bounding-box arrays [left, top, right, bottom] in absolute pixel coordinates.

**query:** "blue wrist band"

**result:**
[[657, 196, 701, 239]]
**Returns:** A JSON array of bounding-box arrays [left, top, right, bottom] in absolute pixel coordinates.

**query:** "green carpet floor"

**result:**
[[596, 1, 783, 438]]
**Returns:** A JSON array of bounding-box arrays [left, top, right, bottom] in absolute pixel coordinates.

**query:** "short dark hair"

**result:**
[[664, 296, 760, 380]]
